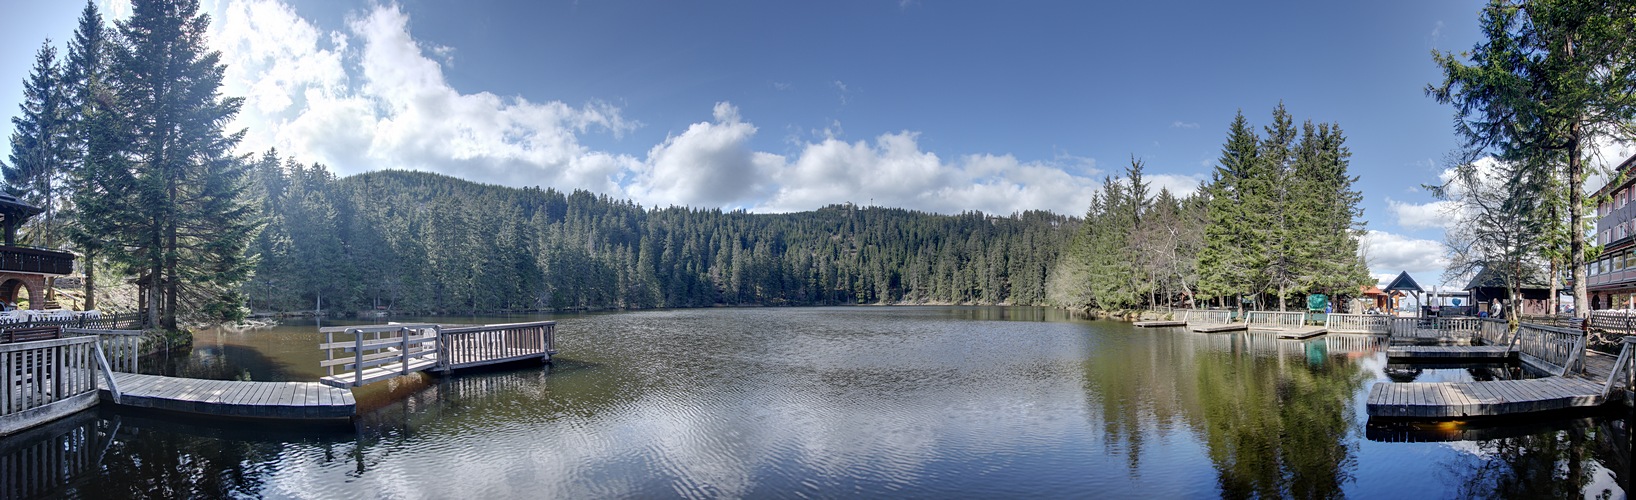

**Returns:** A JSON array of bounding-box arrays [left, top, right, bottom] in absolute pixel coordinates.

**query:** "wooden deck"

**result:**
[[319, 355, 439, 389], [1366, 377, 1607, 418], [1387, 345, 1515, 361], [102, 373, 354, 420], [1272, 326, 1327, 339], [1188, 323, 1248, 333], [319, 321, 556, 388], [1133, 320, 1186, 328]]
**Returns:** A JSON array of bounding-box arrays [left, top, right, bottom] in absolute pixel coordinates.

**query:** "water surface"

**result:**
[[3, 306, 1630, 498]]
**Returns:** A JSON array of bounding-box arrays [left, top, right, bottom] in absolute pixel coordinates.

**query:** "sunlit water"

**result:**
[[3, 306, 1630, 498]]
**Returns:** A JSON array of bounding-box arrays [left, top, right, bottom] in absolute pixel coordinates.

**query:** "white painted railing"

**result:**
[[319, 324, 441, 386], [1246, 311, 1304, 329], [63, 328, 142, 374], [1324, 314, 1390, 334], [1186, 310, 1233, 326]]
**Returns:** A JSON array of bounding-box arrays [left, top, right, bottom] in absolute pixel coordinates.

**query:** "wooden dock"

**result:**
[[1387, 345, 1515, 361], [1133, 320, 1186, 328], [1366, 377, 1606, 418], [1272, 326, 1327, 339], [1189, 323, 1247, 333], [319, 321, 556, 388], [101, 373, 355, 420]]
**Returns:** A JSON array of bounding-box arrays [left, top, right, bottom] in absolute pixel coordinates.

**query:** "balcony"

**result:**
[[0, 246, 74, 276]]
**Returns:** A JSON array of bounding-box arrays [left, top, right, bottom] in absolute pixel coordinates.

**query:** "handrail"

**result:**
[[1246, 311, 1304, 328], [1604, 336, 1636, 398]]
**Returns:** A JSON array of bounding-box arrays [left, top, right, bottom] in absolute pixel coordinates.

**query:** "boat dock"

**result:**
[[1133, 320, 1186, 328], [3, 320, 560, 436], [1367, 322, 1633, 419]]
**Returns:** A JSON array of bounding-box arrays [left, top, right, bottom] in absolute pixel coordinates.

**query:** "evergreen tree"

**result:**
[[1429, 0, 1636, 317], [107, 0, 257, 327], [5, 41, 70, 247], [62, 1, 114, 310], [1197, 111, 1261, 308]]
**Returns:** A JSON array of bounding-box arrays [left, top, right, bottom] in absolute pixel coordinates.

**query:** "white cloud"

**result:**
[[628, 102, 781, 208], [211, 1, 640, 193], [1361, 230, 1448, 285], [198, 0, 1141, 217], [1385, 198, 1458, 230], [1169, 121, 1198, 129]]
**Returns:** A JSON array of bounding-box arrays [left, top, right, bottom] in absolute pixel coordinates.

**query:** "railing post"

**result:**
[[401, 327, 411, 375], [351, 328, 364, 387], [93, 340, 121, 403]]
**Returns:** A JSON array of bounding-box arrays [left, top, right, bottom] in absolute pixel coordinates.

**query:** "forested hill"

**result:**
[[249, 158, 1077, 315]]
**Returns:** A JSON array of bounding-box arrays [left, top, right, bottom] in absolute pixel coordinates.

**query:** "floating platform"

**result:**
[[1272, 326, 1327, 339], [101, 373, 355, 420], [1188, 323, 1248, 333], [1387, 345, 1514, 361], [1133, 320, 1186, 328], [1366, 377, 1607, 418]]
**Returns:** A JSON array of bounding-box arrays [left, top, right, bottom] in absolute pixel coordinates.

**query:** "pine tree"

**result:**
[[1429, 0, 1636, 318], [108, 0, 257, 328], [5, 41, 70, 247], [1197, 111, 1261, 308], [62, 1, 114, 310]]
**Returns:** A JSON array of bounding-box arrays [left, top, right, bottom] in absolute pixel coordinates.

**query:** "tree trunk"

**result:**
[[1570, 119, 1587, 319], [82, 250, 95, 310]]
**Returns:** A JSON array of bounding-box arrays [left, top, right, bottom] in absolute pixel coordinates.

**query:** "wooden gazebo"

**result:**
[[0, 193, 75, 309]]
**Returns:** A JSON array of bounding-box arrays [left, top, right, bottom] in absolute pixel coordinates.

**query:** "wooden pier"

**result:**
[[100, 373, 354, 420], [1367, 323, 1620, 419], [319, 321, 557, 388], [1134, 320, 1186, 328], [1273, 326, 1328, 339], [1184, 309, 1247, 332], [1387, 345, 1514, 361]]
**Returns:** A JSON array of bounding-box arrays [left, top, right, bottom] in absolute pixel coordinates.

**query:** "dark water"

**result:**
[[3, 306, 1632, 498]]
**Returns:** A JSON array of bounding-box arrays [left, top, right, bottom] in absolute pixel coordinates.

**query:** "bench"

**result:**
[[0, 325, 63, 343]]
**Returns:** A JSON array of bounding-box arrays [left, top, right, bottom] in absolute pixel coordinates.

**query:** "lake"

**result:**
[[3, 306, 1630, 498]]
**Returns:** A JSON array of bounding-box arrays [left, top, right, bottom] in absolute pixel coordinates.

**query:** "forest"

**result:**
[[2, 0, 1377, 325], [244, 156, 1075, 314]]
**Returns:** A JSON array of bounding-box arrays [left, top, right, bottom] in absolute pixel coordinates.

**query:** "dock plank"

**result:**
[[102, 373, 353, 420]]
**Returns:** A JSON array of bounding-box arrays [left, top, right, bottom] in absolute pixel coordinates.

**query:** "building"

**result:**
[[1590, 154, 1636, 310], [0, 193, 76, 309], [1464, 265, 1552, 316]]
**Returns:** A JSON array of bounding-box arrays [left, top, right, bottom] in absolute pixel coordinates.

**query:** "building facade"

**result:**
[[0, 193, 75, 310], [1590, 154, 1636, 310]]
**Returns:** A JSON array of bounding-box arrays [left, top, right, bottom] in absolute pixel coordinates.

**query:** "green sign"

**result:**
[[1306, 294, 1329, 311]]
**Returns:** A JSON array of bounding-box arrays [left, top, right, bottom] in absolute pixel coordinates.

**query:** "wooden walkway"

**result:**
[[1387, 345, 1514, 360], [102, 373, 354, 420], [1272, 326, 1327, 339], [319, 321, 556, 388], [1367, 377, 1606, 418], [1133, 320, 1186, 328], [1189, 323, 1247, 333]]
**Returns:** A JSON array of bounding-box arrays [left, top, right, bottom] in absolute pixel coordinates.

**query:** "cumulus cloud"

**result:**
[[212, 1, 640, 193], [1361, 230, 1448, 285], [1385, 198, 1458, 230], [198, 0, 1140, 217]]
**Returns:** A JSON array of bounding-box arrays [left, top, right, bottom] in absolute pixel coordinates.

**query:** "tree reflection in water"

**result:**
[[1084, 331, 1367, 498]]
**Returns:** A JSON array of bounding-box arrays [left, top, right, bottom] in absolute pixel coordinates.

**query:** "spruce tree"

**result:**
[[5, 41, 70, 247], [1197, 111, 1261, 308], [108, 0, 256, 328]]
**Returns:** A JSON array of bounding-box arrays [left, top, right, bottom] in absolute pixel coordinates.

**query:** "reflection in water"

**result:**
[[0, 307, 1631, 497]]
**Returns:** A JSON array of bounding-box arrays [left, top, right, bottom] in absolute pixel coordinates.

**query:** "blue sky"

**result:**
[[6, 1, 1628, 288]]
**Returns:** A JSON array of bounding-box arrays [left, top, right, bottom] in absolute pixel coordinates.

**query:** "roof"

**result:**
[[0, 191, 42, 219], [1462, 265, 1551, 291], [1591, 153, 1636, 199], [1383, 271, 1423, 293], [1360, 285, 1385, 296]]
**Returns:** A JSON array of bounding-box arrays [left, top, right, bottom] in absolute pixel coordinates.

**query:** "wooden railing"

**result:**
[[0, 246, 74, 275], [1323, 333, 1385, 353], [1590, 311, 1636, 334], [0, 311, 145, 331], [1476, 318, 1510, 346], [63, 328, 142, 374], [438, 321, 556, 370], [1325, 314, 1390, 334], [1, 336, 100, 435], [1246, 311, 1305, 329], [319, 324, 440, 387], [1514, 324, 1587, 376], [1186, 310, 1233, 326]]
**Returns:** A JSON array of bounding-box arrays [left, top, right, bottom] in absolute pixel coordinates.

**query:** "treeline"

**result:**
[[247, 155, 1077, 314], [1049, 104, 1370, 313], [3, 1, 255, 329]]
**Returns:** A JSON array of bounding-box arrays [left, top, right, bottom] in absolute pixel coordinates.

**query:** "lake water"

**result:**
[[3, 306, 1631, 498]]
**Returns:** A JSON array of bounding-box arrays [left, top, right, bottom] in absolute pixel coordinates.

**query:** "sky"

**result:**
[[3, 0, 1633, 289]]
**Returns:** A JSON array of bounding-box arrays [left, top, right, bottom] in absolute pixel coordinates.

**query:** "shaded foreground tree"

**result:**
[[1429, 0, 1636, 318]]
